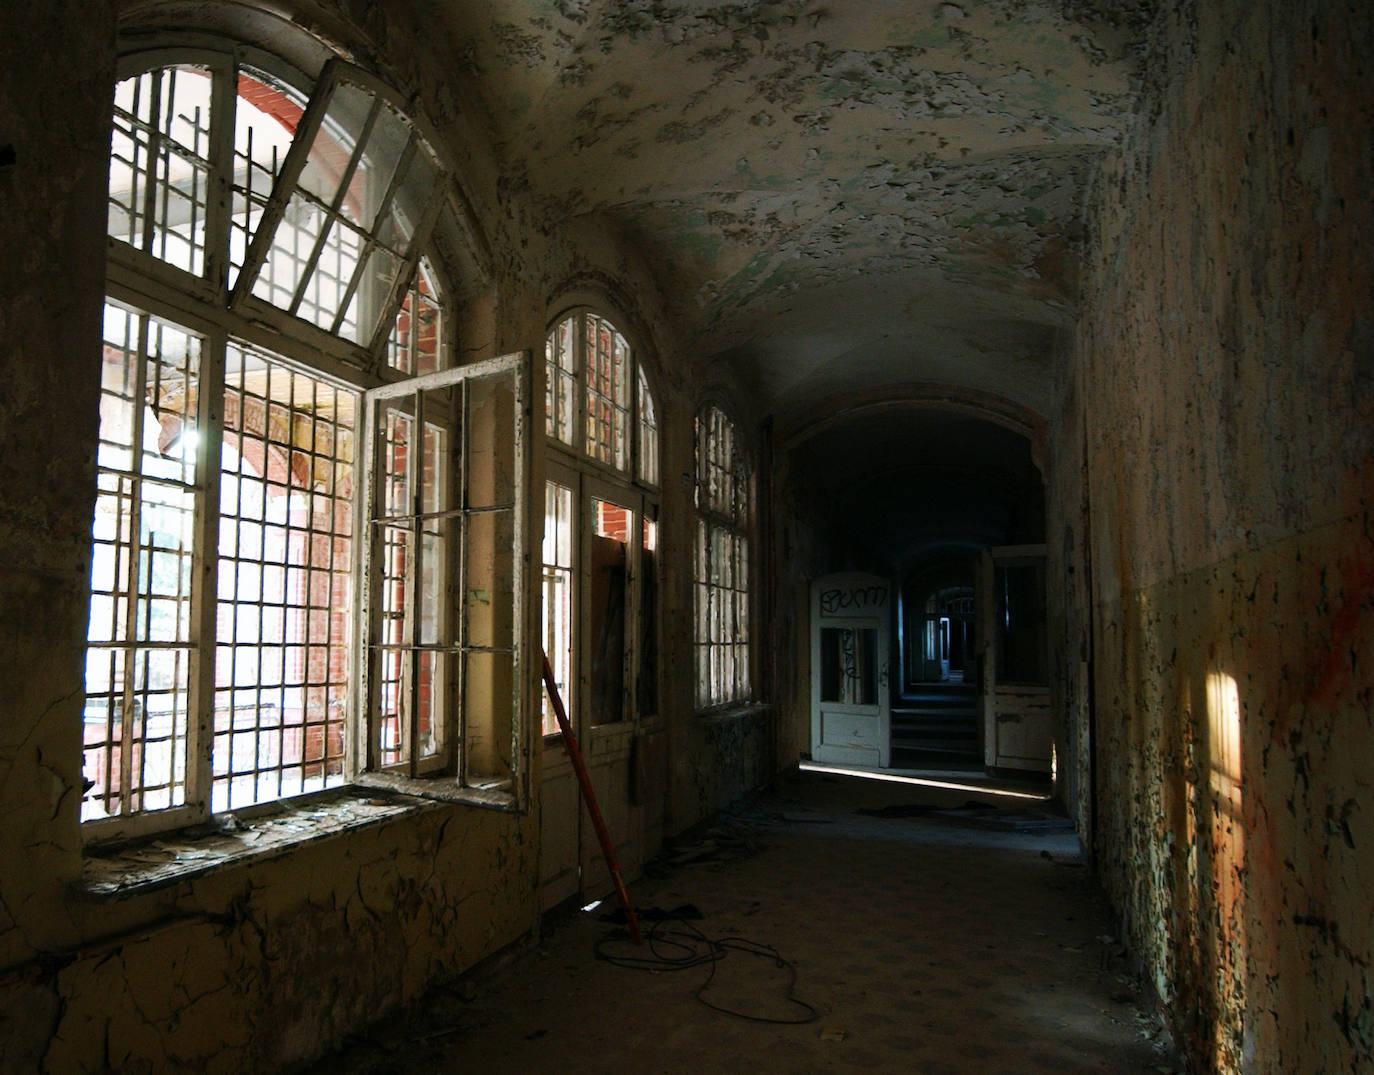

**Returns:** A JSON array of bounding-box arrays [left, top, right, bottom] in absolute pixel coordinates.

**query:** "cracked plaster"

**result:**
[[436, 0, 1149, 424]]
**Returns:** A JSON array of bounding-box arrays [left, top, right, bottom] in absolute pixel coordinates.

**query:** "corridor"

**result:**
[[317, 768, 1181, 1074]]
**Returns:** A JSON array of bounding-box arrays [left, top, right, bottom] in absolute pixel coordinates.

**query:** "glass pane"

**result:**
[[387, 259, 444, 374], [348, 98, 409, 231], [231, 69, 308, 288], [584, 314, 630, 469], [463, 650, 514, 789], [466, 509, 515, 651], [418, 515, 456, 647], [637, 517, 658, 716], [298, 81, 372, 208], [996, 563, 1046, 684], [374, 140, 439, 254], [589, 499, 629, 724], [467, 374, 516, 510], [251, 190, 326, 310], [296, 218, 364, 334], [545, 315, 576, 443], [109, 65, 214, 275], [338, 242, 403, 343], [84, 304, 202, 822], [213, 343, 354, 811], [378, 405, 413, 517], [636, 366, 658, 485], [820, 627, 879, 705]]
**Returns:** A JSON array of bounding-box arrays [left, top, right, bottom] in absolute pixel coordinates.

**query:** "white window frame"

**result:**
[[84, 41, 527, 842], [359, 354, 531, 801]]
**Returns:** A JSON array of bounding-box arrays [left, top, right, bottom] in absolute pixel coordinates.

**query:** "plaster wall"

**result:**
[[1063, 1, 1374, 1069]]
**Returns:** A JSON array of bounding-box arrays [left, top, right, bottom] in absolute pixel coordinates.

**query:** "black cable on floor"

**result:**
[[594, 913, 820, 1025]]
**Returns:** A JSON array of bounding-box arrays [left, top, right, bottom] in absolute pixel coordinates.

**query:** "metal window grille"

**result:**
[[90, 52, 468, 832], [545, 315, 576, 444], [636, 365, 659, 486], [214, 343, 355, 810], [694, 407, 751, 709], [83, 304, 201, 821], [108, 65, 214, 276]]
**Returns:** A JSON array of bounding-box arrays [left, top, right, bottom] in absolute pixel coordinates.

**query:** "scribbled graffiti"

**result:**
[[819, 585, 888, 615]]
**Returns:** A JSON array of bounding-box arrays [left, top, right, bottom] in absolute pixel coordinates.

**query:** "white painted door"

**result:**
[[811, 573, 891, 768]]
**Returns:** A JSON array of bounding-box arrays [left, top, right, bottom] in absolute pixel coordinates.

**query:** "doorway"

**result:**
[[538, 466, 659, 910]]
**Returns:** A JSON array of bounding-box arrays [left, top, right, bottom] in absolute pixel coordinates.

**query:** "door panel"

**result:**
[[811, 572, 891, 768]]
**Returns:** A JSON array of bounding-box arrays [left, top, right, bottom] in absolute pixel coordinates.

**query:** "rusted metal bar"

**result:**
[[541, 651, 643, 945]]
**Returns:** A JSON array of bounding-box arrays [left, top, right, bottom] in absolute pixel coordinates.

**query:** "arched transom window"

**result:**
[[544, 310, 658, 482]]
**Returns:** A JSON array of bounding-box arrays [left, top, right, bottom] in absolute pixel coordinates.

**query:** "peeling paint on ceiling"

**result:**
[[439, 0, 1150, 421]]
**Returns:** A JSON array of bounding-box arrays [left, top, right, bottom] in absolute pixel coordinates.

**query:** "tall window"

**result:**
[[541, 311, 659, 737], [694, 405, 751, 709], [85, 46, 524, 838]]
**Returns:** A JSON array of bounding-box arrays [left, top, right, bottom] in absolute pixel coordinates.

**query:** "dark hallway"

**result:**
[[313, 768, 1179, 1074]]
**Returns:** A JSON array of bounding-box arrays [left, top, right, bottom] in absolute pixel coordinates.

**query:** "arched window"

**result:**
[[85, 42, 525, 838], [694, 404, 752, 709], [543, 310, 658, 483], [540, 311, 659, 742]]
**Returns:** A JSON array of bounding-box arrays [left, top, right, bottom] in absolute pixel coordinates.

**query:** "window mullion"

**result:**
[[407, 389, 425, 779], [456, 378, 470, 786], [204, 57, 237, 301], [189, 326, 226, 817], [362, 184, 447, 363]]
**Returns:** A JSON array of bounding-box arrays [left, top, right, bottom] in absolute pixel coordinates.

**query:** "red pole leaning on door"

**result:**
[[541, 651, 644, 945]]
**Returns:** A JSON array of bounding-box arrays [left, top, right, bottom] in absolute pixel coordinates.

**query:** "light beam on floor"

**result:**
[[799, 761, 1050, 801]]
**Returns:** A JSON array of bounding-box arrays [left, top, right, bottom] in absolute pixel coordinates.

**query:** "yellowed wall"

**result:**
[[1055, 1, 1374, 1069]]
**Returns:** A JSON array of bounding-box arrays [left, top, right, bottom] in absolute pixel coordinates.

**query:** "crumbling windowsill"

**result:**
[[698, 702, 771, 727], [78, 787, 442, 901], [354, 771, 519, 810]]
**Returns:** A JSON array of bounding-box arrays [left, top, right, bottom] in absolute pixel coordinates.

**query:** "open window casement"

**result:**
[[360, 353, 532, 809], [230, 60, 449, 356]]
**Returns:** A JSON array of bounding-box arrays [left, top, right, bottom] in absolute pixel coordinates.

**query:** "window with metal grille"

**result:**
[[85, 44, 523, 839], [539, 310, 660, 747], [542, 310, 658, 485], [694, 405, 752, 710]]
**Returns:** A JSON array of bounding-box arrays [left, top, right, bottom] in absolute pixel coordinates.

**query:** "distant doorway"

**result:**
[[911, 586, 974, 686]]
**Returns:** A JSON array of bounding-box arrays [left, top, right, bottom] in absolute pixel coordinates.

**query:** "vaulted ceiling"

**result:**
[[435, 0, 1151, 428]]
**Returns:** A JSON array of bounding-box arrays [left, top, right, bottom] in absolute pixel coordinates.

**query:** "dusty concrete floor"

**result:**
[[308, 768, 1182, 1074]]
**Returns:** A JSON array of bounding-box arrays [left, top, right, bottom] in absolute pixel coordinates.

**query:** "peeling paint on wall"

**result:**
[[1054, 1, 1374, 1070]]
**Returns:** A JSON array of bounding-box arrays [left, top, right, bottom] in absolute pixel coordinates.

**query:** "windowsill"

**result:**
[[698, 701, 770, 726], [354, 771, 519, 809], [77, 776, 518, 902]]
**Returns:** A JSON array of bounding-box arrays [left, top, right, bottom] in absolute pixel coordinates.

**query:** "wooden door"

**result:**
[[811, 572, 891, 768]]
